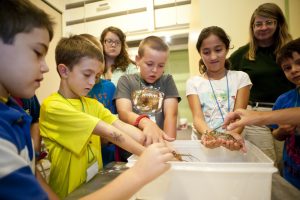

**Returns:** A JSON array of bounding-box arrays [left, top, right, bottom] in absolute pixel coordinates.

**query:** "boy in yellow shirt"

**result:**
[[39, 35, 159, 198]]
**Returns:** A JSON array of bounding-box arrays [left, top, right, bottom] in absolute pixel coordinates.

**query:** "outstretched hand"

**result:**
[[223, 109, 258, 131], [132, 143, 173, 184], [142, 122, 175, 146]]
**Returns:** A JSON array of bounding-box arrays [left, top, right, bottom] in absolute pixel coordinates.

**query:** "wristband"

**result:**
[[133, 114, 149, 127]]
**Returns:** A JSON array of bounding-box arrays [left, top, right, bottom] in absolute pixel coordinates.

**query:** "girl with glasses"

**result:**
[[100, 26, 138, 86]]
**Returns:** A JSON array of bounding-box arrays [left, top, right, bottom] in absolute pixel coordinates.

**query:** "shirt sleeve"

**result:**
[[114, 75, 133, 100], [0, 138, 47, 200], [186, 77, 198, 96], [236, 71, 252, 90], [164, 75, 181, 102]]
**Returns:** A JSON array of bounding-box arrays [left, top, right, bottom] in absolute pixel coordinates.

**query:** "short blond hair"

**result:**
[[138, 36, 169, 57]]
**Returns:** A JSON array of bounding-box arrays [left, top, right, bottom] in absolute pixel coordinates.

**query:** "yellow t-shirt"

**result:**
[[40, 93, 117, 198]]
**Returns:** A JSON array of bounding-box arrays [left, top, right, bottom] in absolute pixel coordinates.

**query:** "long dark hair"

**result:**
[[196, 26, 231, 74]]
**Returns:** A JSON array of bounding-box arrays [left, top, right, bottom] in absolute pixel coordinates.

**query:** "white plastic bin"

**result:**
[[127, 140, 277, 200]]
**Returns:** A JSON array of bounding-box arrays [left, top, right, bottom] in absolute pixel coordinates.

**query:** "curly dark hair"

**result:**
[[276, 38, 300, 66], [100, 26, 134, 73]]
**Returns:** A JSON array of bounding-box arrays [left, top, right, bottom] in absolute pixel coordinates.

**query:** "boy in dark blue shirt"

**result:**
[[0, 0, 55, 199], [270, 38, 300, 189]]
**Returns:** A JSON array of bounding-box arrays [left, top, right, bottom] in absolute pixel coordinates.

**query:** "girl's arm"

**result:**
[[187, 94, 222, 148], [163, 98, 179, 139], [187, 94, 211, 134], [220, 85, 250, 152], [231, 85, 251, 134]]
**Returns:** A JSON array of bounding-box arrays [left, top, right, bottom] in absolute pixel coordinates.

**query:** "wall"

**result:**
[[31, 0, 63, 102], [166, 50, 192, 122], [289, 0, 300, 38], [63, 0, 191, 41]]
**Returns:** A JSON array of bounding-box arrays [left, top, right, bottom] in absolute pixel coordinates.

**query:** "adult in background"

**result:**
[[100, 26, 138, 86], [229, 3, 293, 165]]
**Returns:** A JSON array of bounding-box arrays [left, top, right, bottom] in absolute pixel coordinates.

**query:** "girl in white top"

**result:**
[[186, 26, 252, 151]]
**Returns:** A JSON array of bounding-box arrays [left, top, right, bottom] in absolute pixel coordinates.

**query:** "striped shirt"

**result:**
[[0, 98, 47, 200]]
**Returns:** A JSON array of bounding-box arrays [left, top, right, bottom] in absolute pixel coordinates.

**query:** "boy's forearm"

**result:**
[[267, 108, 300, 125], [253, 109, 294, 126], [93, 121, 145, 155], [118, 110, 139, 126], [163, 115, 177, 138], [113, 120, 145, 144]]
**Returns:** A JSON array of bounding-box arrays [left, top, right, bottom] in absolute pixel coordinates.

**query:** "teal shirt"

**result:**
[[229, 44, 293, 103], [110, 63, 139, 86]]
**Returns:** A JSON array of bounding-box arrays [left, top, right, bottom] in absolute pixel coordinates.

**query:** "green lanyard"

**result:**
[[57, 92, 95, 162], [57, 92, 85, 112]]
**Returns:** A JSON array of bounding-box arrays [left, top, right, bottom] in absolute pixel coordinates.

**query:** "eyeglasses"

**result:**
[[253, 20, 277, 29], [104, 39, 121, 47]]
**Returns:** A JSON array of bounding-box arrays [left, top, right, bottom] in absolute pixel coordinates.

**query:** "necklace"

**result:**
[[57, 92, 85, 112], [207, 70, 230, 122]]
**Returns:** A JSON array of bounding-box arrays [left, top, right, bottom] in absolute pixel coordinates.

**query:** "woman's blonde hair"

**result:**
[[248, 3, 292, 60]]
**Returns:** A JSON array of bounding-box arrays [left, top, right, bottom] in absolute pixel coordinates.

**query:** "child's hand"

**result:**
[[221, 132, 246, 153], [272, 124, 296, 141], [201, 134, 223, 149], [277, 124, 296, 135], [142, 122, 175, 146], [131, 143, 173, 184]]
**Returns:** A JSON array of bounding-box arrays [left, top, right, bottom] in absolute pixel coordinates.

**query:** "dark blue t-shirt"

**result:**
[[0, 98, 48, 199], [88, 79, 117, 114], [271, 88, 300, 189]]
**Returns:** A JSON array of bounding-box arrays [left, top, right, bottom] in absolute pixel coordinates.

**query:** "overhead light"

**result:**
[[165, 35, 171, 44]]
